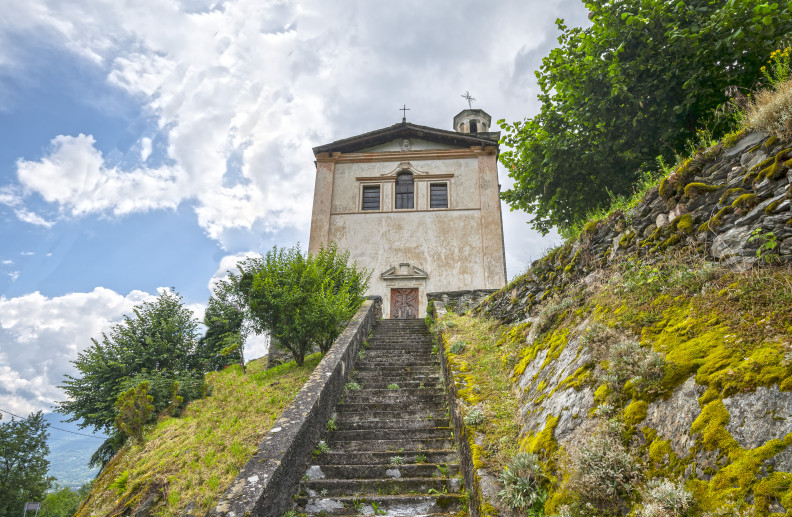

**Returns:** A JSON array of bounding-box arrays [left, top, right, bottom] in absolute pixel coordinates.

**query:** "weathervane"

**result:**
[[399, 104, 410, 122], [461, 91, 476, 108]]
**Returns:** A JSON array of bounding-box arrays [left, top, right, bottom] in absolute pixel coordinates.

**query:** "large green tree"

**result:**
[[0, 412, 52, 517], [58, 289, 204, 465], [240, 244, 370, 366], [500, 0, 792, 234]]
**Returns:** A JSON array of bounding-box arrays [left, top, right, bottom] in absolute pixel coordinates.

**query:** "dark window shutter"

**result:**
[[430, 183, 448, 208], [362, 185, 380, 210]]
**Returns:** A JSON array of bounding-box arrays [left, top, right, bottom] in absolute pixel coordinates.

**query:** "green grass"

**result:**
[[76, 354, 322, 517]]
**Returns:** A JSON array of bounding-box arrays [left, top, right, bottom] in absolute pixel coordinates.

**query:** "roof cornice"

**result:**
[[312, 121, 499, 156]]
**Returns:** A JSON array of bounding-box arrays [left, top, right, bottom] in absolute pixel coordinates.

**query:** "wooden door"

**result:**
[[391, 288, 418, 319]]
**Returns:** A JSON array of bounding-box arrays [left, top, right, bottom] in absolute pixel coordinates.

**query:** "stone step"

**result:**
[[342, 390, 446, 404], [332, 409, 447, 422], [327, 427, 451, 442], [304, 463, 460, 480], [296, 494, 464, 516], [323, 438, 454, 452], [336, 401, 447, 413], [303, 476, 461, 497], [314, 450, 458, 466], [346, 379, 442, 390], [334, 418, 450, 431], [355, 365, 439, 373]]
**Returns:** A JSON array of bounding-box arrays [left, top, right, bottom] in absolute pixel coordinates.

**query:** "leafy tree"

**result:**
[[40, 483, 91, 517], [199, 286, 246, 371], [242, 243, 370, 366], [58, 289, 203, 465], [0, 412, 53, 517], [500, 0, 792, 234]]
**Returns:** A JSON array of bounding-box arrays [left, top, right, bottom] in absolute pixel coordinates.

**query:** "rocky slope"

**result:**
[[438, 131, 792, 515]]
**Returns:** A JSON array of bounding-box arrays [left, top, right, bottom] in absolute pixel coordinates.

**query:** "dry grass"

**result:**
[[75, 354, 322, 517], [743, 77, 792, 138]]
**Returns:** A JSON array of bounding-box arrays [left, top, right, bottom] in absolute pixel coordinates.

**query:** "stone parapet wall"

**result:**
[[478, 131, 792, 324], [427, 289, 498, 315], [209, 297, 381, 517]]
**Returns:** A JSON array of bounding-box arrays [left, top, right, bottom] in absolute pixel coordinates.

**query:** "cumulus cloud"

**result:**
[[0, 288, 158, 414], [208, 251, 262, 291], [3, 0, 589, 249]]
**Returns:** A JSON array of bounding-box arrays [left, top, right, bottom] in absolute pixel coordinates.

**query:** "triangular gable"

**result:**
[[312, 121, 499, 156]]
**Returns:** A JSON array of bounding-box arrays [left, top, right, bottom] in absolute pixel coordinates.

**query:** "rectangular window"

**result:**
[[362, 185, 380, 210], [430, 183, 448, 208]]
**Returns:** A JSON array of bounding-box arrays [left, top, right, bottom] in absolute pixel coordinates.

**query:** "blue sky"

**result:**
[[0, 0, 589, 416]]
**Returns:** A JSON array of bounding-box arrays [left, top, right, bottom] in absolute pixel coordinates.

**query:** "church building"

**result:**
[[308, 108, 507, 319]]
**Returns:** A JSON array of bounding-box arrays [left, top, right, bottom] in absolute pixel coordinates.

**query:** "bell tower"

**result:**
[[453, 109, 492, 134]]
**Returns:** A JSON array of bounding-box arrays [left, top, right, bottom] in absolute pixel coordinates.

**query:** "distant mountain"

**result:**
[[43, 413, 102, 489]]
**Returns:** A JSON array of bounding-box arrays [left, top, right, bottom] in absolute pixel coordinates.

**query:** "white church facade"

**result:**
[[308, 109, 507, 319]]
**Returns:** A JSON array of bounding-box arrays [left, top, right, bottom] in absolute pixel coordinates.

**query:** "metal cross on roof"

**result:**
[[461, 91, 476, 108], [399, 104, 410, 122]]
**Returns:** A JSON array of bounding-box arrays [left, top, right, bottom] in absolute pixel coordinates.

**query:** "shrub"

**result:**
[[498, 452, 548, 512], [534, 297, 574, 335], [560, 428, 640, 513], [114, 382, 154, 442], [638, 478, 693, 517], [596, 340, 664, 400]]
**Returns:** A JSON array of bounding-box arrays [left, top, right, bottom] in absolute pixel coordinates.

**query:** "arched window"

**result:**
[[395, 172, 414, 209], [469, 120, 478, 132]]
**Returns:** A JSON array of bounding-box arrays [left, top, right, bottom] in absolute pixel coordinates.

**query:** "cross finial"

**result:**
[[461, 91, 476, 109], [399, 104, 410, 122]]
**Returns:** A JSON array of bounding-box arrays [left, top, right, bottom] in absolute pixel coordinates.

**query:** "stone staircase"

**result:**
[[293, 319, 464, 516]]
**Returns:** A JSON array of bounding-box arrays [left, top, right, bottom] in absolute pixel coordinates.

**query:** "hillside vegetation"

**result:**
[[75, 355, 321, 517]]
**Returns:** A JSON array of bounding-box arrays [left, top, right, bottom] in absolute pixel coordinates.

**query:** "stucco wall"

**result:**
[[310, 137, 507, 318]]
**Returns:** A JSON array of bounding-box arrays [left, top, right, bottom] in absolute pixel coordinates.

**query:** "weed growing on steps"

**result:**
[[415, 453, 426, 463], [389, 455, 405, 465], [326, 417, 336, 432], [76, 354, 322, 517], [387, 383, 400, 390], [345, 381, 361, 391], [313, 440, 329, 456]]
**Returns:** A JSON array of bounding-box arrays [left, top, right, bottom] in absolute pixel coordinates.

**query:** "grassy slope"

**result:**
[[439, 256, 792, 515], [76, 354, 322, 517]]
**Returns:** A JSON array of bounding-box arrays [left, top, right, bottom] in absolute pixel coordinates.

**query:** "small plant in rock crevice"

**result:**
[[637, 478, 694, 517], [463, 408, 485, 427], [498, 452, 548, 514], [749, 228, 780, 264], [559, 424, 640, 515], [595, 339, 665, 402]]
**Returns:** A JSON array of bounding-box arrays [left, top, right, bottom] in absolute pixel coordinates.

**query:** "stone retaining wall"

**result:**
[[427, 290, 498, 315], [208, 297, 382, 517], [478, 131, 792, 324]]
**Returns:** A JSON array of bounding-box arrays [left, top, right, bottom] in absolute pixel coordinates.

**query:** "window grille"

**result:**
[[362, 185, 380, 210], [430, 183, 448, 208]]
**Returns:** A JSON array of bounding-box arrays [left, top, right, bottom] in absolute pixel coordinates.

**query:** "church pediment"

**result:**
[[313, 121, 499, 156], [379, 162, 430, 177], [381, 263, 428, 281]]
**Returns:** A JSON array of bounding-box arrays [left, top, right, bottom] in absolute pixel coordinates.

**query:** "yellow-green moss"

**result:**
[[765, 199, 784, 215], [732, 193, 758, 211], [683, 182, 722, 197], [707, 205, 734, 229], [623, 400, 648, 426], [721, 129, 747, 149], [519, 414, 559, 461], [764, 135, 779, 148], [658, 177, 674, 198], [755, 147, 792, 183], [719, 187, 747, 205], [671, 214, 694, 234]]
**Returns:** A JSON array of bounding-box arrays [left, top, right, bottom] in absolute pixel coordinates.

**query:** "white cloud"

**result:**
[[7, 271, 19, 282], [3, 0, 589, 254], [208, 251, 262, 291], [20, 251, 35, 256], [0, 287, 158, 414], [1, 260, 11, 265]]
